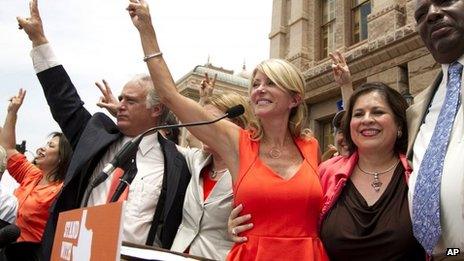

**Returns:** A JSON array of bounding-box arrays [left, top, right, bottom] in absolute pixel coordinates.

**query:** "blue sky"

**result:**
[[0, 0, 271, 189]]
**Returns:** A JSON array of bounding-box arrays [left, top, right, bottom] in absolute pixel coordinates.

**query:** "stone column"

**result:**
[[405, 0, 417, 25], [334, 0, 351, 50], [367, 0, 406, 40], [269, 0, 288, 59], [287, 0, 312, 70]]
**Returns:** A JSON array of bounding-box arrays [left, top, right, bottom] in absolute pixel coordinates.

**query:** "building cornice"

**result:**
[[269, 26, 288, 39], [367, 4, 405, 22], [303, 23, 427, 103]]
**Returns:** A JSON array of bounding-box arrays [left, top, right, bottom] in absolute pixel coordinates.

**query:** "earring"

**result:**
[[397, 129, 402, 138]]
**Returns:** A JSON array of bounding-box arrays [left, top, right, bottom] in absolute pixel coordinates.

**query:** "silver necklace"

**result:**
[[357, 160, 400, 192], [210, 168, 227, 179]]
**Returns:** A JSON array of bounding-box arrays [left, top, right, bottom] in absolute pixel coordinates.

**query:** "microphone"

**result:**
[[15, 140, 26, 154], [107, 104, 245, 203], [81, 105, 245, 206], [110, 158, 137, 202], [0, 224, 20, 248], [225, 104, 244, 118]]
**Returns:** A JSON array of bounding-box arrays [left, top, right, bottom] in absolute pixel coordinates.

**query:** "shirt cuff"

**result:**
[[30, 43, 61, 73]]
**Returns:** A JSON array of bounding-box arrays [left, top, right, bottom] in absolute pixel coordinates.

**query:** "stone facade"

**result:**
[[270, 0, 440, 150], [177, 63, 250, 101], [176, 63, 251, 148]]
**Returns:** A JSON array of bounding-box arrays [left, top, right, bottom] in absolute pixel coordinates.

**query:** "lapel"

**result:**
[[64, 113, 122, 187], [195, 153, 212, 205], [158, 134, 183, 217], [406, 71, 443, 160], [204, 169, 233, 204]]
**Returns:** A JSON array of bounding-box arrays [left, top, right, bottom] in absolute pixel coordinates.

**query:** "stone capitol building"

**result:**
[[178, 0, 440, 151]]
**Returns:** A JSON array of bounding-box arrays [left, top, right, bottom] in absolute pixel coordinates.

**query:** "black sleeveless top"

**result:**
[[320, 164, 425, 261]]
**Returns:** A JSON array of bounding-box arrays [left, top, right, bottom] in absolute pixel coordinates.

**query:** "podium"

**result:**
[[50, 203, 215, 261], [51, 202, 124, 261]]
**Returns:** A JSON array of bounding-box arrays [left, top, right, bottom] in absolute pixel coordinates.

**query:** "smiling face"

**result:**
[[349, 91, 399, 154], [414, 0, 464, 63], [34, 136, 61, 172], [249, 70, 298, 118]]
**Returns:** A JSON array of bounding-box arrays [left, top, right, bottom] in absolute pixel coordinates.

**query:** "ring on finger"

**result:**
[[232, 228, 237, 236]]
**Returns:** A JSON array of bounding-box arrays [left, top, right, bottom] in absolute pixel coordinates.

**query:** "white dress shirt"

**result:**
[[31, 44, 165, 245], [85, 134, 164, 245], [409, 55, 464, 254], [0, 183, 17, 223]]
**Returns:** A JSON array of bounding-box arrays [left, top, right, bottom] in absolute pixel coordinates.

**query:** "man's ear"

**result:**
[[289, 93, 302, 109], [150, 104, 164, 118]]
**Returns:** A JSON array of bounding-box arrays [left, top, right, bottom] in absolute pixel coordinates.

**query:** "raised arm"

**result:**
[[179, 73, 217, 148], [329, 51, 353, 108], [17, 0, 91, 149], [17, 0, 48, 47], [127, 0, 241, 176], [0, 89, 26, 157]]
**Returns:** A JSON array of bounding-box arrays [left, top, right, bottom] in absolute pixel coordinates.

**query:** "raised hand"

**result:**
[[95, 79, 118, 117], [330, 51, 353, 107], [321, 144, 339, 162], [199, 73, 217, 105], [200, 73, 217, 97], [329, 51, 351, 86], [17, 0, 48, 47], [8, 89, 26, 114], [126, 0, 153, 33]]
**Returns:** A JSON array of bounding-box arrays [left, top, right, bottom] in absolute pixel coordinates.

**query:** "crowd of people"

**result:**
[[0, 0, 463, 260]]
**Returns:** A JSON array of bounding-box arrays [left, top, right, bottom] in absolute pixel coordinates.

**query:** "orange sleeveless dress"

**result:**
[[227, 130, 328, 261]]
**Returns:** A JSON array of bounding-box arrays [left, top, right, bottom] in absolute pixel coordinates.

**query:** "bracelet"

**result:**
[[143, 52, 163, 62]]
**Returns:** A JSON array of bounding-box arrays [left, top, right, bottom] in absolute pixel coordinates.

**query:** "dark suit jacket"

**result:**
[[406, 71, 443, 160], [37, 65, 191, 260]]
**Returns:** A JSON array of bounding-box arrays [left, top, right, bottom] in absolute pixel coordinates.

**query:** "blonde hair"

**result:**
[[248, 59, 311, 140], [205, 92, 252, 128], [0, 145, 6, 174]]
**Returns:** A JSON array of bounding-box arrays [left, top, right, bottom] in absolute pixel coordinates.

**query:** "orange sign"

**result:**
[[51, 202, 124, 261]]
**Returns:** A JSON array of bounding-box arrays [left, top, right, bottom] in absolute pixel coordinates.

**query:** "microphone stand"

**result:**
[[81, 104, 245, 207]]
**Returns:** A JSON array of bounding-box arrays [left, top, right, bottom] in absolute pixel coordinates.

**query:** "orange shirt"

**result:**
[[7, 153, 63, 242]]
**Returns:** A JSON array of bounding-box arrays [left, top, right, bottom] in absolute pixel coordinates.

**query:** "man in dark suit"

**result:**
[[17, 1, 191, 259], [406, 0, 464, 258]]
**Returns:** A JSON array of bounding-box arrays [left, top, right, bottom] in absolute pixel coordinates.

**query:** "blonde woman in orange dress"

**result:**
[[125, 1, 330, 259]]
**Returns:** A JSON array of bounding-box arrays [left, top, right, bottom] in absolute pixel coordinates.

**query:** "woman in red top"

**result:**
[[0, 89, 72, 242]]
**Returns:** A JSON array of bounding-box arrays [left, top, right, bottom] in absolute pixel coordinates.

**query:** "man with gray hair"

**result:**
[[0, 145, 18, 224], [407, 0, 464, 257], [17, 1, 191, 259]]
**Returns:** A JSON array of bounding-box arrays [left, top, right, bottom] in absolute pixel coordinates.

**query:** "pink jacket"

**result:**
[[318, 151, 412, 225]]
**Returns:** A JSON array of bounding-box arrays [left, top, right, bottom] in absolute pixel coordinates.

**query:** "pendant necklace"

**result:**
[[357, 160, 400, 192], [268, 147, 282, 159], [210, 168, 227, 179], [266, 136, 292, 159]]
